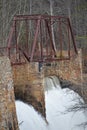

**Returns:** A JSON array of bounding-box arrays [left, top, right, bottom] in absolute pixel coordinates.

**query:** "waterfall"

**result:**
[[16, 76, 87, 130], [50, 76, 61, 88], [16, 101, 47, 130], [44, 76, 61, 91]]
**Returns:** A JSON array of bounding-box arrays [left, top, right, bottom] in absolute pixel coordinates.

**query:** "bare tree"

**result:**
[[49, 0, 56, 51]]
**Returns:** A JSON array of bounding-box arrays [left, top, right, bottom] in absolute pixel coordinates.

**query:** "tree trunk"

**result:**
[[49, 0, 56, 51]]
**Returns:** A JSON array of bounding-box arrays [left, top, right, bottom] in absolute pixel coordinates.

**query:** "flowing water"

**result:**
[[16, 76, 87, 130]]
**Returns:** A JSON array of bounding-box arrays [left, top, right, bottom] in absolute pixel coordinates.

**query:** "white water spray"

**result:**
[[16, 76, 87, 130], [44, 76, 61, 91]]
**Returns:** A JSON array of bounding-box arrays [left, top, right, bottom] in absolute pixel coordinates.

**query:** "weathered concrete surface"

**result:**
[[12, 63, 45, 117], [43, 50, 82, 85], [0, 56, 19, 130]]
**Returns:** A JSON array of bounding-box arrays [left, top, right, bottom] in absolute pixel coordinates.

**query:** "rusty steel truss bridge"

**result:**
[[0, 15, 78, 65]]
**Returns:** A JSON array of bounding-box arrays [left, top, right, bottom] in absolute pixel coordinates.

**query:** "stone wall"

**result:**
[[43, 50, 86, 100], [12, 62, 45, 117], [43, 50, 82, 85], [0, 56, 19, 130]]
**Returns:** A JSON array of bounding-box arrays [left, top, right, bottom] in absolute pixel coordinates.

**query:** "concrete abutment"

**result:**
[[12, 63, 46, 117]]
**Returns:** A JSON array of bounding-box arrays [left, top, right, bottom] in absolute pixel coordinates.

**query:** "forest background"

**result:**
[[0, 0, 87, 52]]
